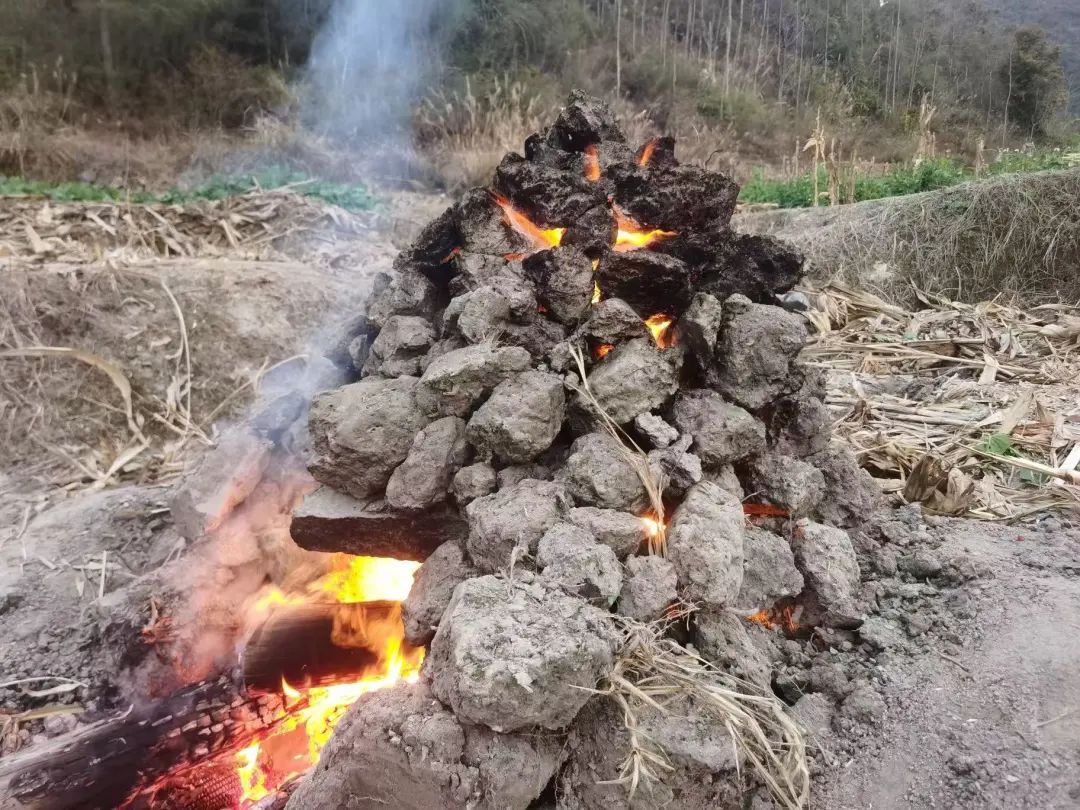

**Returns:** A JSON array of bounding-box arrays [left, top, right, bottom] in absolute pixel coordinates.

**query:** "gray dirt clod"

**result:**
[[452, 463, 498, 506], [666, 481, 745, 609], [712, 295, 807, 411], [809, 444, 883, 528], [361, 315, 435, 378], [677, 291, 724, 368], [464, 479, 572, 572], [566, 506, 648, 559], [694, 609, 776, 691], [558, 431, 650, 511], [616, 555, 678, 622], [536, 522, 623, 606], [577, 338, 682, 425], [633, 412, 679, 448], [466, 370, 565, 464], [524, 246, 595, 325], [737, 525, 805, 610], [792, 520, 861, 617], [671, 389, 766, 466], [415, 344, 531, 418], [385, 416, 468, 511], [746, 451, 825, 518], [426, 573, 619, 732], [307, 376, 431, 499], [367, 270, 438, 329], [647, 434, 703, 497], [402, 541, 479, 647]]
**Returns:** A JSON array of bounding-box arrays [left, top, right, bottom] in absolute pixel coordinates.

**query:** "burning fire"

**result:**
[[747, 606, 800, 634], [493, 193, 565, 252], [613, 207, 676, 252], [645, 314, 676, 349], [638, 138, 658, 167], [584, 144, 601, 182], [594, 343, 614, 360], [236, 556, 423, 805]]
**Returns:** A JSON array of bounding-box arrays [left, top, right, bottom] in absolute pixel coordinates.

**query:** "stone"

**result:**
[[465, 479, 572, 572], [367, 270, 439, 329], [712, 295, 807, 411], [291, 486, 465, 561], [809, 445, 882, 528], [285, 681, 562, 810], [694, 610, 775, 691], [560, 697, 741, 810], [537, 523, 623, 606], [648, 434, 702, 497], [576, 338, 681, 426], [595, 250, 692, 315], [566, 506, 648, 559], [456, 187, 530, 257], [362, 315, 435, 378], [736, 526, 804, 610], [427, 573, 618, 732], [558, 432, 649, 511], [704, 463, 744, 500], [792, 521, 861, 616], [169, 427, 272, 540], [403, 541, 478, 646], [746, 452, 825, 518], [561, 203, 617, 255], [617, 555, 678, 622], [578, 297, 650, 345], [416, 344, 531, 419], [466, 371, 565, 464], [524, 246, 595, 325], [308, 376, 431, 498], [549, 89, 628, 149], [615, 161, 741, 232], [386, 416, 468, 511], [448, 252, 506, 296], [420, 337, 468, 374], [448, 275, 538, 345], [677, 292, 724, 370], [494, 153, 607, 226], [633, 412, 678, 448], [452, 463, 497, 506], [667, 481, 744, 609], [672, 389, 766, 466]]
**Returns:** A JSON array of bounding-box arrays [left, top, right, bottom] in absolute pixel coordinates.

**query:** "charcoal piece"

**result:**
[[537, 522, 622, 607], [712, 295, 807, 411], [671, 389, 766, 466], [617, 555, 678, 622], [367, 270, 439, 329], [415, 344, 531, 418], [566, 506, 648, 559], [393, 205, 462, 286], [577, 297, 649, 344], [594, 249, 692, 315], [694, 610, 775, 691], [677, 292, 724, 371], [558, 431, 650, 512], [362, 315, 436, 378], [561, 203, 617, 256], [466, 370, 566, 464], [452, 462, 498, 506], [792, 520, 861, 619], [547, 89, 627, 150], [448, 251, 509, 296], [636, 135, 678, 169], [308, 376, 431, 498], [427, 572, 618, 732], [634, 412, 678, 448], [290, 486, 464, 561], [576, 338, 682, 425], [614, 163, 740, 232], [667, 481, 744, 609], [456, 188, 530, 257], [403, 541, 478, 647], [523, 130, 577, 171], [465, 479, 572, 572], [738, 233, 804, 294], [524, 246, 594, 325], [385, 416, 469, 511], [500, 317, 569, 361], [692, 233, 804, 304], [746, 451, 825, 518], [737, 526, 805, 610], [648, 434, 703, 497], [494, 153, 606, 226]]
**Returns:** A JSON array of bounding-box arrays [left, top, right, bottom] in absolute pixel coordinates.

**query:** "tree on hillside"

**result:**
[[999, 26, 1068, 135]]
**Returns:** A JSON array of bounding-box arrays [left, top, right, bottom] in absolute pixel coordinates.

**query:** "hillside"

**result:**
[[985, 0, 1080, 112]]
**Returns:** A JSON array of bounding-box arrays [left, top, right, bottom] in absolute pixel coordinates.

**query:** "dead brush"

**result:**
[[597, 609, 810, 809], [567, 344, 668, 555]]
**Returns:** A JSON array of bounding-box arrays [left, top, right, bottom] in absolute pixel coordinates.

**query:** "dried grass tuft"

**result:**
[[597, 609, 810, 809]]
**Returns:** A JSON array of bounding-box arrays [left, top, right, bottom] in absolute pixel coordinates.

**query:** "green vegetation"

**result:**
[[0, 169, 378, 212]]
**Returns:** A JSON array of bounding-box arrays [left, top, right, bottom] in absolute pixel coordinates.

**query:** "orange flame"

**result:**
[[235, 556, 423, 806], [747, 606, 800, 634], [594, 343, 614, 360], [645, 314, 675, 349], [638, 138, 658, 167], [584, 144, 601, 182], [613, 206, 675, 252], [493, 193, 565, 252]]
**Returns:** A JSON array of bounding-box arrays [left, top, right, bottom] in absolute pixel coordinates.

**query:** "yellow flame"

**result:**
[[494, 194, 565, 250], [584, 144, 601, 182], [644, 314, 675, 349], [613, 206, 675, 252]]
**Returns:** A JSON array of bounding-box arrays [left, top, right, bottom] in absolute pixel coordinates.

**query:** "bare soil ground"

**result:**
[[2, 191, 1079, 807]]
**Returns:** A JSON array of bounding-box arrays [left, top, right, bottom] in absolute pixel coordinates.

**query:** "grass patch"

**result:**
[[0, 167, 378, 212]]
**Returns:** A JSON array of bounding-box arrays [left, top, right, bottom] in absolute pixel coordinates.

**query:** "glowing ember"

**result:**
[[493, 193, 565, 252], [641, 516, 662, 538], [584, 144, 601, 182], [236, 556, 423, 806], [640, 513, 667, 555], [638, 138, 658, 167], [747, 606, 800, 634], [613, 207, 676, 252], [743, 503, 790, 518], [592, 281, 601, 304], [594, 343, 614, 360], [440, 247, 461, 264], [645, 314, 676, 349]]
